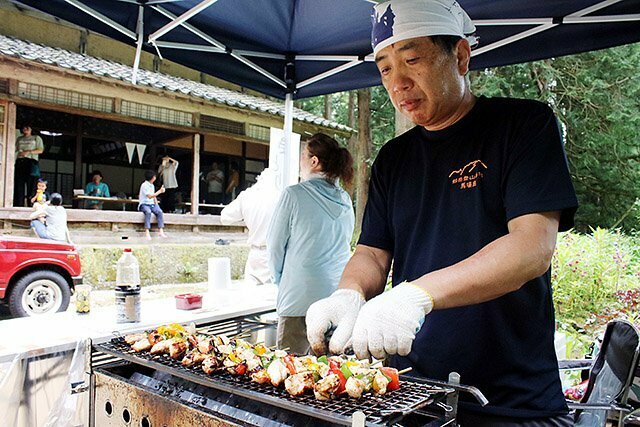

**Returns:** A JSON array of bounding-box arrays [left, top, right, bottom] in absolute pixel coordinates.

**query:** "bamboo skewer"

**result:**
[[398, 367, 412, 375]]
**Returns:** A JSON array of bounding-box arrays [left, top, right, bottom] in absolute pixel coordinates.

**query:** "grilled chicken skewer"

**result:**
[[125, 324, 404, 401], [131, 338, 152, 352], [124, 333, 147, 345]]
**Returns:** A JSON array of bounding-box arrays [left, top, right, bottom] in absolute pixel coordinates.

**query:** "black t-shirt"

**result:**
[[358, 96, 578, 418]]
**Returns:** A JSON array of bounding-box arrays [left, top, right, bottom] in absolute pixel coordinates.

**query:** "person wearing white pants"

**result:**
[[220, 168, 280, 285]]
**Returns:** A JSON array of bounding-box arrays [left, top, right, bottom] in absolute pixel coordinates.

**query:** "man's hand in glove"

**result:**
[[352, 282, 434, 359], [306, 289, 365, 355]]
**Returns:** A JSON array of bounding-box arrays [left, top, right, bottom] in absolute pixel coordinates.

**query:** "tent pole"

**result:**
[[132, 5, 144, 85], [191, 133, 201, 216], [63, 0, 136, 40], [283, 92, 295, 187], [148, 0, 219, 43]]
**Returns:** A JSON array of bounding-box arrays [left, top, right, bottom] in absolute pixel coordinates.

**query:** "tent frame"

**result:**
[[54, 0, 640, 186]]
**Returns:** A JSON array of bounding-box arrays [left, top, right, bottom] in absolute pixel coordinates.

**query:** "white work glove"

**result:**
[[306, 289, 365, 355], [352, 282, 434, 360]]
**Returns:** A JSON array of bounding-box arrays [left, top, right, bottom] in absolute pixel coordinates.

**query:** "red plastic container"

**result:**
[[175, 293, 203, 310]]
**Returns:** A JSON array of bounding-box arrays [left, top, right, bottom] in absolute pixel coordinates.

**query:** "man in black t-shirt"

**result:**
[[306, 1, 578, 425]]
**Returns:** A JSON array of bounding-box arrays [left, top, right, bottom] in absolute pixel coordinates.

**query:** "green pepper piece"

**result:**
[[340, 364, 353, 379], [317, 355, 328, 365]]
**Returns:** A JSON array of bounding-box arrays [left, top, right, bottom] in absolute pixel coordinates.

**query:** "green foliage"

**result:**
[[177, 261, 199, 280], [296, 87, 396, 157], [552, 229, 640, 356], [471, 44, 640, 231]]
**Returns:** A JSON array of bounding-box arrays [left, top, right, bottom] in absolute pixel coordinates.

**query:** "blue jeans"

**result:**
[[138, 204, 164, 229], [31, 219, 49, 239]]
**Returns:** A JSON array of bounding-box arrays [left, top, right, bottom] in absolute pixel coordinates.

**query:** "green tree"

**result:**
[[296, 86, 395, 156], [470, 43, 640, 231]]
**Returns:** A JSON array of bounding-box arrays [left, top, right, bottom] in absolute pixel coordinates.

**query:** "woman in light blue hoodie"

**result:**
[[267, 133, 355, 354]]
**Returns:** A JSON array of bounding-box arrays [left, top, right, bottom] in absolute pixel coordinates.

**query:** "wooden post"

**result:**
[[0, 101, 6, 206], [191, 133, 200, 216], [3, 102, 17, 208], [74, 117, 83, 190]]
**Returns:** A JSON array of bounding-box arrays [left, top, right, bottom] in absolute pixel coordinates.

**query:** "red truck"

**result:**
[[0, 235, 82, 317]]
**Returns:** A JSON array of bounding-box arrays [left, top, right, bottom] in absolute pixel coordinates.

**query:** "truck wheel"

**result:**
[[8, 270, 71, 317]]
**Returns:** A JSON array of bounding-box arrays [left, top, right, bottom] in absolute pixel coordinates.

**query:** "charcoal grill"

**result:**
[[90, 314, 487, 426]]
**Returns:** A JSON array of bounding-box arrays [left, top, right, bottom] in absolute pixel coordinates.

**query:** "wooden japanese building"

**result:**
[[0, 3, 351, 231]]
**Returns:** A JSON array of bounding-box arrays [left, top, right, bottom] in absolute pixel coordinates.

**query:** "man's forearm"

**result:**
[[413, 212, 560, 310], [339, 245, 391, 300]]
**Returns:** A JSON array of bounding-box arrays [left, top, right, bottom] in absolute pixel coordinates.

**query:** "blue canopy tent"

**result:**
[[12, 0, 640, 99], [11, 0, 640, 183]]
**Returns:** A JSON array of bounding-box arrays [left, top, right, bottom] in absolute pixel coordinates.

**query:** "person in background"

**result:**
[[267, 133, 354, 355], [158, 154, 179, 213], [14, 124, 44, 207], [306, 1, 578, 425], [30, 178, 49, 224], [225, 162, 240, 204], [30, 193, 70, 242], [221, 168, 281, 285], [84, 170, 110, 210], [205, 162, 225, 204], [138, 170, 167, 240]]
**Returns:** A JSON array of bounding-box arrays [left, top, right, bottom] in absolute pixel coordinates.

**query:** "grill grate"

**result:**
[[96, 337, 450, 426]]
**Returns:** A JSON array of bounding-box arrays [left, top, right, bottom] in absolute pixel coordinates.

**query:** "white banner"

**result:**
[[269, 128, 300, 192], [136, 144, 146, 165], [125, 142, 136, 164]]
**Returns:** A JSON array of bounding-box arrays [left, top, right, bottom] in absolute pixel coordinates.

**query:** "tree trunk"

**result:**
[[346, 91, 357, 198], [324, 94, 332, 119], [355, 88, 372, 236], [395, 108, 414, 136]]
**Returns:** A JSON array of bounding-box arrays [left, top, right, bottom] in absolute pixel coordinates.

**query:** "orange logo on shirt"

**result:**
[[448, 160, 488, 190]]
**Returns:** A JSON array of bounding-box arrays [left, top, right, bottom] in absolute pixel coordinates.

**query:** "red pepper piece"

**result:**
[[380, 367, 400, 391], [330, 368, 347, 394], [235, 363, 247, 376]]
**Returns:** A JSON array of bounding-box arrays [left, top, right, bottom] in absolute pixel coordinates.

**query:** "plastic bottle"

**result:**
[[116, 248, 140, 287], [115, 248, 141, 323]]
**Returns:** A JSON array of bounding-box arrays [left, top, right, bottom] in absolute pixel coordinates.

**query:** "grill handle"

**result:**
[[378, 394, 441, 425], [407, 375, 489, 406]]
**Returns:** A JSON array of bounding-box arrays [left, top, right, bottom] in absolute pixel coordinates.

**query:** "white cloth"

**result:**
[[351, 283, 434, 359], [206, 169, 224, 193], [220, 169, 280, 284], [372, 0, 477, 56], [138, 181, 156, 205], [44, 206, 68, 241], [158, 160, 179, 189], [244, 247, 271, 286]]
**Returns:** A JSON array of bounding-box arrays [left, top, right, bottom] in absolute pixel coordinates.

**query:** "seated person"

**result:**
[[30, 178, 49, 224], [84, 170, 110, 209], [30, 193, 70, 242], [138, 170, 167, 240]]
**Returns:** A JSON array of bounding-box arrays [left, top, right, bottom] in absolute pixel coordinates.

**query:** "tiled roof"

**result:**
[[0, 35, 352, 132]]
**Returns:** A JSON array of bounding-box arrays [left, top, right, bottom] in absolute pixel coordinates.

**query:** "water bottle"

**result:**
[[115, 248, 141, 323]]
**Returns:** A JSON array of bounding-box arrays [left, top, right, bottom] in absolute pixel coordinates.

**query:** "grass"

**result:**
[[553, 228, 640, 357]]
